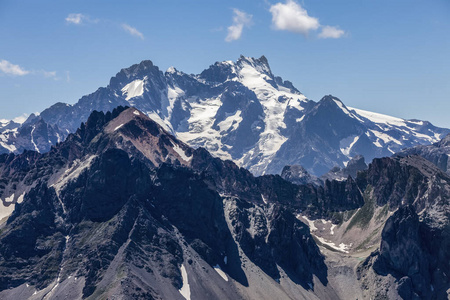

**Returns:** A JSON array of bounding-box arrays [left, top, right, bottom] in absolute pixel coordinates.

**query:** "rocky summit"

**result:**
[[396, 133, 450, 175], [1, 56, 448, 177], [0, 107, 449, 299]]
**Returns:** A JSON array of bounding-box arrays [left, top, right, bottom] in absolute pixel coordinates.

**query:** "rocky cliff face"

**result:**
[[396, 133, 450, 175], [0, 114, 67, 155], [320, 155, 368, 182], [1, 56, 448, 177], [280, 164, 322, 186], [353, 154, 450, 299], [0, 107, 339, 299], [0, 107, 449, 299], [358, 205, 450, 299]]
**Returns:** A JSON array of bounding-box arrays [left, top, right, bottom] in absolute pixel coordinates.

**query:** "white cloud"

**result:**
[[0, 60, 29, 76], [270, 0, 346, 39], [65, 13, 85, 25], [122, 24, 144, 39], [319, 25, 345, 39], [225, 9, 253, 42], [269, 0, 319, 35]]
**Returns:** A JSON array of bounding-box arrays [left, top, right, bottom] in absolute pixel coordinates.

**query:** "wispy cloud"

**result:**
[[0, 59, 60, 80], [225, 9, 253, 42], [65, 13, 85, 25], [269, 0, 345, 39], [318, 25, 345, 39], [65, 13, 98, 25], [121, 23, 144, 39], [0, 60, 30, 76], [66, 14, 144, 40]]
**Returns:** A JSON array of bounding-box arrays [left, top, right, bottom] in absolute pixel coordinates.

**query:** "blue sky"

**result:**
[[1, 0, 449, 127]]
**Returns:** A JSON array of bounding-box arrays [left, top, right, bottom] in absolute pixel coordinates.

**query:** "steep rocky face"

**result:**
[[0, 114, 67, 155], [396, 133, 450, 174], [356, 155, 450, 211], [281, 164, 322, 186], [224, 198, 327, 288], [289, 145, 450, 299], [344, 155, 368, 178], [358, 205, 450, 299], [0, 107, 339, 299], [321, 155, 368, 182], [188, 145, 364, 219], [1, 56, 448, 177], [345, 152, 450, 300], [0, 107, 449, 299]]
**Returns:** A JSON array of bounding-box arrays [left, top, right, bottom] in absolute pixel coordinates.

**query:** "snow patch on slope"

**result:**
[[350, 107, 407, 127], [315, 236, 350, 253], [297, 214, 317, 231], [178, 264, 191, 300], [213, 264, 228, 281], [369, 130, 402, 145], [0, 195, 16, 221], [114, 124, 124, 131], [30, 125, 39, 152], [172, 144, 192, 162], [217, 111, 243, 132], [340, 135, 359, 157], [122, 78, 146, 101], [177, 96, 232, 160]]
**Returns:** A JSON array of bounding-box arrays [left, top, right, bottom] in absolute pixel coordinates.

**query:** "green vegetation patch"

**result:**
[[329, 209, 357, 225], [346, 185, 375, 232], [355, 226, 381, 251], [375, 204, 389, 221]]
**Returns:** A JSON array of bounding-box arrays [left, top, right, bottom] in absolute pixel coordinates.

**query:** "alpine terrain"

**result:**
[[0, 106, 448, 299], [0, 56, 448, 176]]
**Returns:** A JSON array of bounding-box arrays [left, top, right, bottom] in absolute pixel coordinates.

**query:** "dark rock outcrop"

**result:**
[[281, 164, 322, 186], [321, 155, 368, 182], [0, 107, 333, 299], [363, 206, 450, 299], [396, 133, 450, 174]]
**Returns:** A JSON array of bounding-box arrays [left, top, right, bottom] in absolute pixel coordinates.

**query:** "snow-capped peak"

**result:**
[[166, 66, 177, 74], [236, 55, 273, 78], [1, 55, 448, 179]]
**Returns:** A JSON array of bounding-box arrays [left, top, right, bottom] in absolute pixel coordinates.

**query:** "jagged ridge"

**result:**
[[1, 56, 448, 177]]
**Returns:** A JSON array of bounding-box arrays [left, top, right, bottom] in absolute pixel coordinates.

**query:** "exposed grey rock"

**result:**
[[281, 165, 322, 186], [354, 154, 450, 299], [358, 205, 449, 299], [396, 133, 450, 174], [321, 155, 368, 182], [0, 107, 335, 299]]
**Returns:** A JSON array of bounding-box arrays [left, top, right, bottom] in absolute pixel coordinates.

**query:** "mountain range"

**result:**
[[0, 56, 448, 176], [0, 106, 448, 299]]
